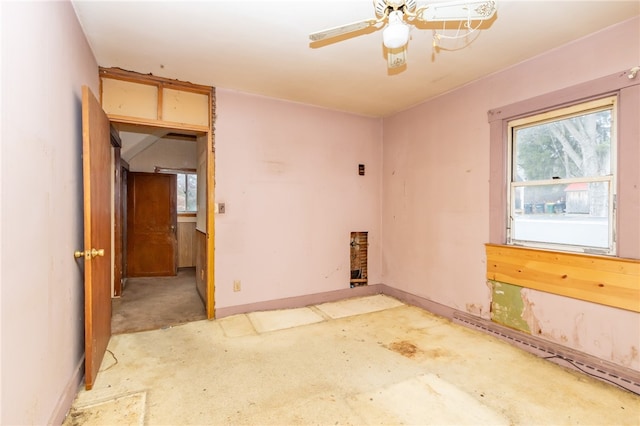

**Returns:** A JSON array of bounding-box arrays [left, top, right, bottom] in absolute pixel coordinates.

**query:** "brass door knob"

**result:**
[[90, 248, 105, 258]]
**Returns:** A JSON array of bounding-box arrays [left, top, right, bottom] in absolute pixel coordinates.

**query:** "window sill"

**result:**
[[485, 243, 640, 313], [178, 213, 197, 223]]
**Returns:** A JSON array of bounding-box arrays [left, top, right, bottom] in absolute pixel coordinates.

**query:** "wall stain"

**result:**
[[520, 289, 542, 335], [572, 313, 584, 349], [263, 160, 286, 175], [615, 345, 639, 368], [465, 303, 483, 316]]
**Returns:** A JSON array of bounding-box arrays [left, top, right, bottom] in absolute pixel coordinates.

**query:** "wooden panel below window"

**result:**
[[177, 221, 196, 267], [485, 244, 640, 312]]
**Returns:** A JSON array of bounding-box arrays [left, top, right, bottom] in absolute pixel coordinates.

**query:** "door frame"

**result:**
[[111, 122, 215, 318], [100, 67, 216, 319]]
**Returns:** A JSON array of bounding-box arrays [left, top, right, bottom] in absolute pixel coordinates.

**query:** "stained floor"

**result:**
[[65, 295, 640, 425]]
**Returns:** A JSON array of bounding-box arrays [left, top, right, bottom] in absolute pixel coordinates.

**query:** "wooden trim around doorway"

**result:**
[[101, 67, 216, 318]]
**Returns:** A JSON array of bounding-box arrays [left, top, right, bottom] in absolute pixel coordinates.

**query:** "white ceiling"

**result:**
[[71, 1, 639, 118]]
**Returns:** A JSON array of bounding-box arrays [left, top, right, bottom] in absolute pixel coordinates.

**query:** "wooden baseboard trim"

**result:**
[[215, 284, 384, 318], [378, 284, 459, 320], [49, 355, 84, 425]]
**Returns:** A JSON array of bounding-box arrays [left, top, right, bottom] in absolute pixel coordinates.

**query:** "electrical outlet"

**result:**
[[233, 280, 241, 292]]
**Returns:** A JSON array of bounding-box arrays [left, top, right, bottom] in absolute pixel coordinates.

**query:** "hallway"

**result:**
[[111, 268, 206, 334], [66, 295, 639, 425]]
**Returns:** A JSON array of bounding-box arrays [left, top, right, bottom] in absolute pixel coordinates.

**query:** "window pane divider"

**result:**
[[512, 175, 612, 188]]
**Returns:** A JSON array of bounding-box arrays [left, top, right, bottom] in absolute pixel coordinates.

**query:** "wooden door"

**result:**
[[127, 172, 177, 276], [80, 86, 112, 390]]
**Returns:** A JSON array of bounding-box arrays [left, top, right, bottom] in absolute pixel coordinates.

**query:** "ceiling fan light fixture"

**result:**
[[309, 0, 499, 70], [382, 11, 409, 49]]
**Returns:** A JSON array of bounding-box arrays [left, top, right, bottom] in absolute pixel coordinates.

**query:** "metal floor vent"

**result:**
[[452, 311, 640, 395]]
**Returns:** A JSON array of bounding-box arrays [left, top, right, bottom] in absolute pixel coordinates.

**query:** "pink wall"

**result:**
[[215, 90, 382, 309], [0, 2, 99, 423], [1, 8, 634, 424], [382, 17, 640, 371]]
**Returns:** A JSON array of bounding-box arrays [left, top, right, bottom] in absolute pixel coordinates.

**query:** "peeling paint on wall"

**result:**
[[465, 303, 483, 317], [489, 281, 530, 333]]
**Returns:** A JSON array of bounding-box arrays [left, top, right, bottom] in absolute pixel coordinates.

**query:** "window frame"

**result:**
[[176, 172, 198, 214], [488, 68, 640, 260], [505, 96, 618, 255]]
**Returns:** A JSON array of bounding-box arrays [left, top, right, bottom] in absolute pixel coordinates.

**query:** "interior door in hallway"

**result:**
[[127, 172, 177, 277], [80, 86, 112, 390]]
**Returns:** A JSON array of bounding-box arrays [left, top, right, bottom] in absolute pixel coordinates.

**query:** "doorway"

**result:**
[[112, 123, 208, 333]]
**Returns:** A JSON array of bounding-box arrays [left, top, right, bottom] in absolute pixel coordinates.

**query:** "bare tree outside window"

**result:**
[[508, 97, 616, 254], [177, 173, 197, 213]]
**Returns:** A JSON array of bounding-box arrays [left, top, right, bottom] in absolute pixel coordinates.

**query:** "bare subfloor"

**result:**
[[66, 295, 639, 425]]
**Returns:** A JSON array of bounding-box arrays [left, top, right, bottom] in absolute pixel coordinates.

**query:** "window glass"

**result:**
[[507, 97, 616, 254], [513, 109, 612, 182], [186, 174, 197, 212], [176, 173, 197, 213]]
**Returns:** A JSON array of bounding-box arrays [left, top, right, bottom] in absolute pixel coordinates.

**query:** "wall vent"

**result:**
[[452, 311, 640, 395]]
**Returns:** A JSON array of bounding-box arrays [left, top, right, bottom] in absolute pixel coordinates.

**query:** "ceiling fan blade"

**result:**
[[387, 48, 406, 69], [309, 19, 378, 42], [417, 0, 496, 22]]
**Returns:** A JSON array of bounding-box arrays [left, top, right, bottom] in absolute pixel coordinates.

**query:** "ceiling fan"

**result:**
[[309, 0, 497, 69]]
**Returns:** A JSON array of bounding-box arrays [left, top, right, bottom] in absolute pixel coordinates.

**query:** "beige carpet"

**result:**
[[111, 267, 206, 334], [68, 295, 640, 425]]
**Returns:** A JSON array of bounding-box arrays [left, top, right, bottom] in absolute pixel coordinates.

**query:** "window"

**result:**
[[155, 167, 198, 214], [507, 96, 616, 255], [176, 172, 197, 213]]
